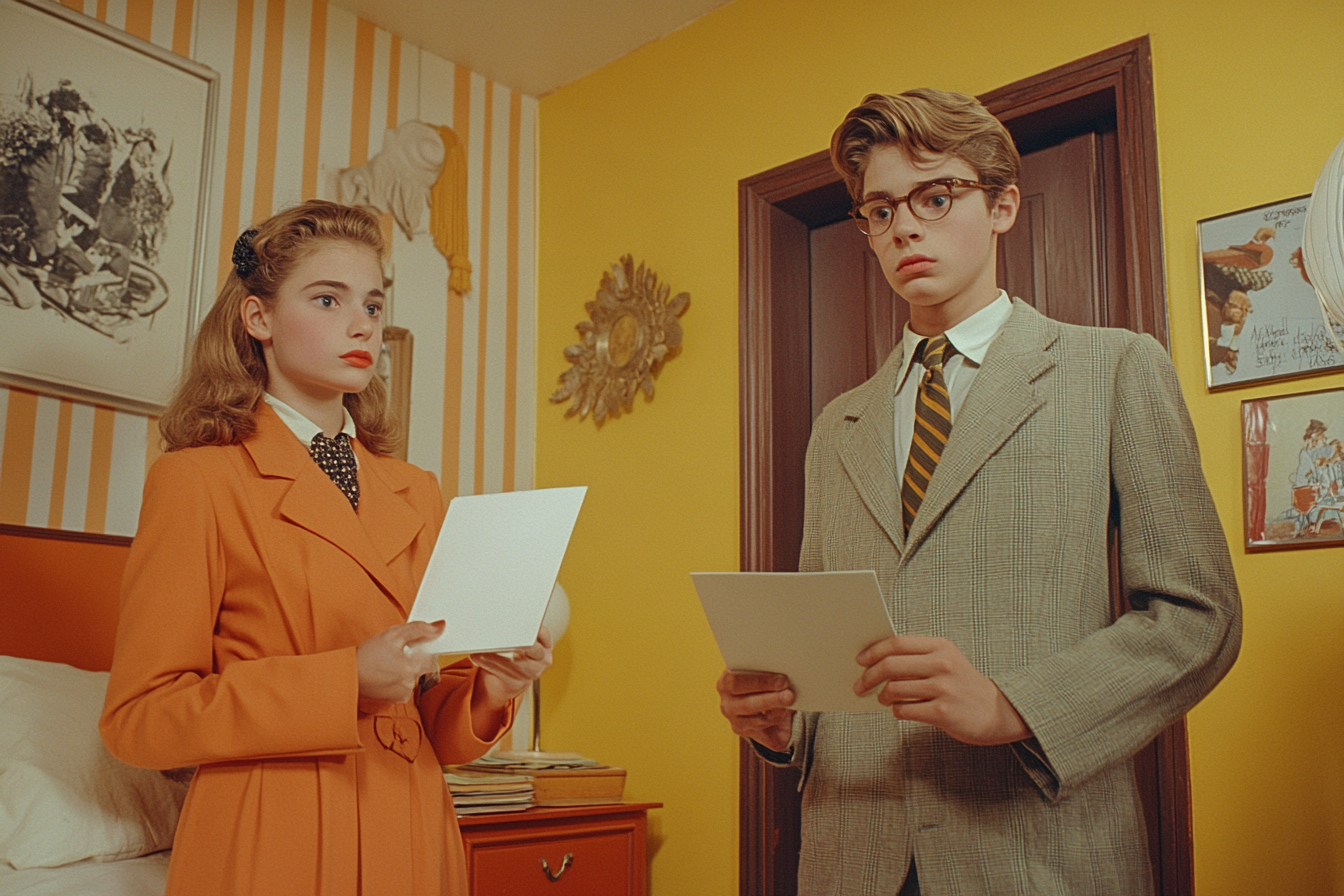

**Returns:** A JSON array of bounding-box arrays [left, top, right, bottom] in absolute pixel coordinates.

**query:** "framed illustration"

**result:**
[[0, 0, 218, 414], [1199, 195, 1344, 390], [1242, 386, 1344, 551]]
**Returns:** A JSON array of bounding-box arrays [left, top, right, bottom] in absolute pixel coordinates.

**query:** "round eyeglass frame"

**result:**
[[850, 178, 995, 236]]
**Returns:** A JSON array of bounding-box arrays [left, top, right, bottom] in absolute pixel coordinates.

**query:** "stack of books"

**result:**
[[452, 751, 627, 807], [443, 769, 534, 816]]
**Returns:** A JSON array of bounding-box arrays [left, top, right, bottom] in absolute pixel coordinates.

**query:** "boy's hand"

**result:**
[[717, 669, 795, 753], [855, 636, 1030, 746]]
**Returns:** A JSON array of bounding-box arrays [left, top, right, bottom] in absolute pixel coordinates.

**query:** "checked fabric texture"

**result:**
[[901, 334, 956, 535], [787, 301, 1241, 894], [310, 432, 360, 511]]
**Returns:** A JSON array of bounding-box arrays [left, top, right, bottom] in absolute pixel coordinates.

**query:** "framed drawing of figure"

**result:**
[[1242, 386, 1344, 551], [0, 0, 218, 413], [1200, 195, 1344, 390]]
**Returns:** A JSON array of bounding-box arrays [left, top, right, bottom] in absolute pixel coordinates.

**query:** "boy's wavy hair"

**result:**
[[159, 200, 399, 455], [830, 88, 1021, 204]]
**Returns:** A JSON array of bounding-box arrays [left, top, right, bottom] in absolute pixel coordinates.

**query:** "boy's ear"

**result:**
[[240, 295, 273, 343], [990, 184, 1020, 235]]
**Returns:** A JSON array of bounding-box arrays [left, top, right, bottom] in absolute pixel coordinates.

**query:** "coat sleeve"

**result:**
[[994, 335, 1242, 801], [419, 659, 518, 766], [100, 451, 364, 770]]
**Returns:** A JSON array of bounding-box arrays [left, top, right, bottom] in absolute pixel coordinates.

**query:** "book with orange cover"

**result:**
[[527, 766, 626, 806]]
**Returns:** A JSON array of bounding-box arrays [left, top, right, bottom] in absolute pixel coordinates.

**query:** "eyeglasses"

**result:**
[[850, 178, 994, 236]]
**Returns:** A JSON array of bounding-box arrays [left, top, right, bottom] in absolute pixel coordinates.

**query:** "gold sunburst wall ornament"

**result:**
[[550, 255, 689, 425]]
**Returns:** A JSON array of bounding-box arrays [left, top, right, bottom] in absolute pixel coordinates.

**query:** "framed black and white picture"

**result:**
[[1199, 195, 1344, 390], [0, 0, 218, 413]]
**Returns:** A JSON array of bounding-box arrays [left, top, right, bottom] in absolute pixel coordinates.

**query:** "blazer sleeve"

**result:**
[[747, 407, 836, 778], [100, 451, 364, 770], [995, 335, 1242, 800]]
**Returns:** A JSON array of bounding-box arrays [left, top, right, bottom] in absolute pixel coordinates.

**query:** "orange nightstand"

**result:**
[[458, 802, 661, 896]]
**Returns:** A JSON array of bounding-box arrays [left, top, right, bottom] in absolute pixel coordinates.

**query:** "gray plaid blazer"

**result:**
[[781, 299, 1241, 896]]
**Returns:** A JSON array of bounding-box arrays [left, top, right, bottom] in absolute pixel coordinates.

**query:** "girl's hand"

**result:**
[[470, 626, 554, 711], [356, 620, 445, 703]]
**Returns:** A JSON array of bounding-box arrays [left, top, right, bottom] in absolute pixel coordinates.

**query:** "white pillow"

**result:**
[[0, 656, 187, 869]]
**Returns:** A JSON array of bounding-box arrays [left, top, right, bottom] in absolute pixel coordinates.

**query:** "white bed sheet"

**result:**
[[0, 851, 169, 896]]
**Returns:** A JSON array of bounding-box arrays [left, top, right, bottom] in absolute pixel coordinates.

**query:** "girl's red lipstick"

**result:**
[[342, 350, 373, 368]]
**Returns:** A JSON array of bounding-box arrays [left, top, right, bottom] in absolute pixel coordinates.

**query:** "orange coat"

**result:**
[[100, 404, 514, 895]]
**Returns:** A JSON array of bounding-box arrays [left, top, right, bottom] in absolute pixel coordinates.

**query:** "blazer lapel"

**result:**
[[903, 301, 1057, 555], [245, 405, 424, 613], [836, 343, 908, 554]]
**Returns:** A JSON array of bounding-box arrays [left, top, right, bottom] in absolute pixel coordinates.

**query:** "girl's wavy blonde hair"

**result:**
[[159, 200, 399, 455], [830, 88, 1021, 204]]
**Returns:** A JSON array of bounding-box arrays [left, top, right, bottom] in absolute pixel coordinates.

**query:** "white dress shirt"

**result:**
[[263, 393, 359, 466]]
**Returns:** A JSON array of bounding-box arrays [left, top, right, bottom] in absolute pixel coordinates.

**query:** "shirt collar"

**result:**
[[895, 290, 1013, 390], [263, 393, 358, 447]]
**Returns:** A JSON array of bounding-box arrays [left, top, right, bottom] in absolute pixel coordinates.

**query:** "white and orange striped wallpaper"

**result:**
[[0, 0, 538, 535]]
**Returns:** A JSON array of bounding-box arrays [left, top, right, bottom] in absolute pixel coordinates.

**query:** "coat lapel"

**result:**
[[902, 300, 1057, 555], [244, 405, 425, 614], [353, 447, 428, 611], [836, 343, 909, 554]]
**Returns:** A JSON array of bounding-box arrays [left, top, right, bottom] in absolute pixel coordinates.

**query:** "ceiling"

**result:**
[[329, 0, 734, 97]]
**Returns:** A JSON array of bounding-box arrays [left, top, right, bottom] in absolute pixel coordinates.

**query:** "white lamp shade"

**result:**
[[542, 582, 570, 644], [1303, 133, 1344, 351]]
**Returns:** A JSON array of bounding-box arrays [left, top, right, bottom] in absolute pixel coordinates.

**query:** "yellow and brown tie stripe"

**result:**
[[901, 335, 957, 535]]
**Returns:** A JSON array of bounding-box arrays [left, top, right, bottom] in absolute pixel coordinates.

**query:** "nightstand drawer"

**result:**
[[471, 829, 634, 895], [458, 803, 659, 896]]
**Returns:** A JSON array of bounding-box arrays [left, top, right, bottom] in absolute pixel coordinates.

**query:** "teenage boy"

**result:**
[[717, 89, 1241, 896]]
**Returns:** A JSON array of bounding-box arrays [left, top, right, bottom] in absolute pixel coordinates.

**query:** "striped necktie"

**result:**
[[901, 335, 957, 536], [310, 432, 360, 511]]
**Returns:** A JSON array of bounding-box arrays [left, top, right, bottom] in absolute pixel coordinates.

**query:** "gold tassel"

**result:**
[[429, 125, 472, 295]]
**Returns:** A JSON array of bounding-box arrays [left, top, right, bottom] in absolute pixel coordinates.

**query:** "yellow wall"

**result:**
[[536, 1, 1344, 893]]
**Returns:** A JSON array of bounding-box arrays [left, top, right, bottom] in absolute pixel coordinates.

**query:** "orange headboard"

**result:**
[[0, 524, 131, 672]]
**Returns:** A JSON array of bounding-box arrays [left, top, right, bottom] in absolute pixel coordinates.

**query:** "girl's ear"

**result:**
[[241, 295, 273, 343]]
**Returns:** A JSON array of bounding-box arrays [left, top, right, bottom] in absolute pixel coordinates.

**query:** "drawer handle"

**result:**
[[541, 852, 574, 882]]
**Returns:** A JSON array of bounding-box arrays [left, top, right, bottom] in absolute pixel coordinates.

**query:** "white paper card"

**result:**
[[408, 486, 586, 654], [691, 571, 895, 713]]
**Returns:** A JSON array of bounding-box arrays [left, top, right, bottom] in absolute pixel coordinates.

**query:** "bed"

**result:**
[[0, 524, 176, 896]]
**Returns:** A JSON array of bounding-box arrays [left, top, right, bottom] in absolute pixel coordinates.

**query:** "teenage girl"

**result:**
[[100, 200, 550, 896]]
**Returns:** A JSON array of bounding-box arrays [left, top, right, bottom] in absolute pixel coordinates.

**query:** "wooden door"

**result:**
[[1001, 131, 1115, 325], [809, 219, 902, 419], [738, 36, 1189, 896]]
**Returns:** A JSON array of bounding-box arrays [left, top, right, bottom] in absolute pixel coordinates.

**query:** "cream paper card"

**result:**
[[691, 570, 895, 713]]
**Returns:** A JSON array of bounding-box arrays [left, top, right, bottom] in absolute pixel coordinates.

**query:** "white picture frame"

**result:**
[[1199, 194, 1344, 390], [1241, 386, 1344, 552]]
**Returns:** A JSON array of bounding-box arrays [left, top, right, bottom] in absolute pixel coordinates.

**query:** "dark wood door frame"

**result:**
[[738, 35, 1192, 896]]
